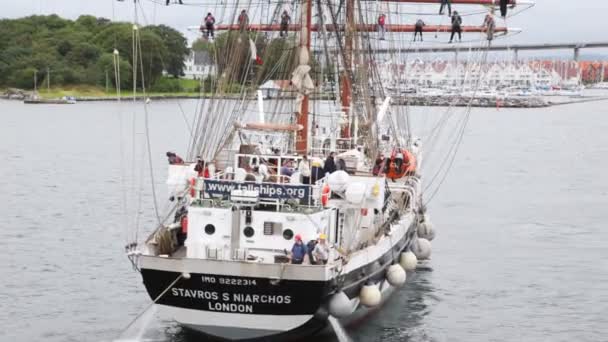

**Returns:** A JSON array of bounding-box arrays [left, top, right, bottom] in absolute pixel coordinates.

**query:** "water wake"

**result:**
[[328, 316, 353, 342], [113, 306, 157, 342]]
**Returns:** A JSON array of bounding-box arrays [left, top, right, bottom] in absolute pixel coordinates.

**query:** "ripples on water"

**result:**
[[1, 98, 607, 342]]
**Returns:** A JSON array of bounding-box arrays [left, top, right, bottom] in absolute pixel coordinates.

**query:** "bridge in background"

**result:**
[[330, 42, 608, 62]]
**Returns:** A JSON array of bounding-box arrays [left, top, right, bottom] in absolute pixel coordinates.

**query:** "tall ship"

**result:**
[[123, 0, 530, 340]]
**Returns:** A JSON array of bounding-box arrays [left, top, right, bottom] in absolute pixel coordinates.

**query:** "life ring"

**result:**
[[386, 148, 417, 180], [190, 177, 196, 197], [321, 184, 330, 207], [404, 150, 417, 176]]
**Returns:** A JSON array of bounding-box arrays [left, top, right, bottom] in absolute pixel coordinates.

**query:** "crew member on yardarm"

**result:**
[[204, 12, 216, 39], [280, 10, 291, 38], [449, 11, 463, 43], [377, 13, 387, 40], [238, 9, 249, 32], [439, 0, 452, 16], [414, 19, 425, 42], [482, 12, 496, 43], [499, 0, 509, 18]]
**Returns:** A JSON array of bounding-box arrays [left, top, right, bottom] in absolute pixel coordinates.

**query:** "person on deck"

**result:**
[[298, 156, 311, 184], [280, 160, 294, 178], [414, 19, 425, 42], [336, 158, 347, 172], [166, 0, 183, 5], [312, 234, 330, 265], [449, 11, 463, 43], [311, 159, 325, 184], [290, 235, 308, 264], [258, 162, 270, 182], [306, 239, 318, 264], [372, 154, 385, 176], [439, 0, 452, 16], [280, 10, 291, 38], [482, 13, 496, 43], [204, 12, 216, 39], [323, 152, 337, 175], [238, 10, 249, 32], [194, 158, 210, 178], [166, 152, 184, 165], [174, 205, 188, 246], [377, 13, 387, 40]]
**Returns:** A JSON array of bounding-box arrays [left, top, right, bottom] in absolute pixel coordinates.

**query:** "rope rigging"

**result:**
[[114, 0, 530, 249]]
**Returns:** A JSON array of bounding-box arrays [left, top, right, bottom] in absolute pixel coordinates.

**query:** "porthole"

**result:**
[[244, 226, 255, 238], [204, 224, 215, 235], [282, 229, 294, 240]]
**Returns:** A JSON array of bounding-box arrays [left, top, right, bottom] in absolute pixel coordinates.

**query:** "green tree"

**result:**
[[145, 25, 189, 77], [96, 52, 132, 89], [0, 15, 189, 90]]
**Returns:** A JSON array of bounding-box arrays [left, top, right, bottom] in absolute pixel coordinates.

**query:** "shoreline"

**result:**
[[2, 91, 607, 108]]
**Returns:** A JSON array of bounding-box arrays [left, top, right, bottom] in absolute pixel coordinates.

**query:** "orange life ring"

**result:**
[[321, 184, 330, 207], [190, 177, 196, 197], [404, 150, 417, 175], [386, 148, 417, 179]]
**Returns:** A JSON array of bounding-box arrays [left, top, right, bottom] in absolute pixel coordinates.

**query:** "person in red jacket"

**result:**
[[194, 158, 210, 178]]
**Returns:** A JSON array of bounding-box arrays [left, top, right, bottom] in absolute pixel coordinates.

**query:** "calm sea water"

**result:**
[[1, 97, 607, 342]]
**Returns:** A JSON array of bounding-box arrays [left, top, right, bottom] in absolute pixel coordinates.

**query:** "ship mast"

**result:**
[[211, 0, 528, 152], [295, 0, 313, 154], [340, 0, 355, 140]]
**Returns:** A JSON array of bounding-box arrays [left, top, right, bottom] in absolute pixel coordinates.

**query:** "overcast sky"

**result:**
[[2, 0, 607, 49]]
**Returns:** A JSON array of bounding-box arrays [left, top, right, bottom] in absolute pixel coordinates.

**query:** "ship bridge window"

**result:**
[[244, 226, 255, 238], [205, 224, 216, 235]]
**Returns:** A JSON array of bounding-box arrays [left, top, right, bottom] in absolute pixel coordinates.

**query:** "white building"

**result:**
[[183, 50, 215, 80], [377, 60, 567, 91], [258, 80, 293, 99]]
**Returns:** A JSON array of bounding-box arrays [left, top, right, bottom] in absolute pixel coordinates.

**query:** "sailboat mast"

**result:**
[[296, 0, 312, 154], [340, 0, 355, 139]]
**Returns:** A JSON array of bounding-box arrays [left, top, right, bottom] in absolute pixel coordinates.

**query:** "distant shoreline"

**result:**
[[3, 87, 607, 107]]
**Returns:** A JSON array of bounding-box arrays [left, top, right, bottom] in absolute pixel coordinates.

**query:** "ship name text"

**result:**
[[170, 287, 292, 313]]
